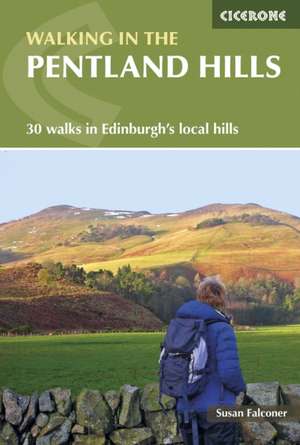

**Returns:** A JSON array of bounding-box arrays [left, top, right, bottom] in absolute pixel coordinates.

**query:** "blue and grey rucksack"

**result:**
[[159, 317, 228, 443]]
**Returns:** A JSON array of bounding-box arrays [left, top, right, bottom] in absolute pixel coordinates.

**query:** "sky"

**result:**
[[1, 149, 300, 223]]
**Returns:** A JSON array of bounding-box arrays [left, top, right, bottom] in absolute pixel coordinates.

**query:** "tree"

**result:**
[[86, 269, 115, 291], [64, 264, 86, 285], [38, 268, 54, 287], [116, 265, 154, 303], [175, 275, 191, 289], [43, 261, 65, 279], [284, 289, 300, 311]]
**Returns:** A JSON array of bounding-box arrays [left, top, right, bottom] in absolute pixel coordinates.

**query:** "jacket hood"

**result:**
[[176, 299, 230, 323]]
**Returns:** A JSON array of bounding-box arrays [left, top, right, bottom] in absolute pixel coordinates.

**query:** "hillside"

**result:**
[[1, 203, 300, 282], [0, 264, 163, 333]]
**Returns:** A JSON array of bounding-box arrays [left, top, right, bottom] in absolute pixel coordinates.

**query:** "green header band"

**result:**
[[1, 0, 300, 147]]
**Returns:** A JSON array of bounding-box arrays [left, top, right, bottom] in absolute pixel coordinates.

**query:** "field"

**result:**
[[0, 325, 299, 395]]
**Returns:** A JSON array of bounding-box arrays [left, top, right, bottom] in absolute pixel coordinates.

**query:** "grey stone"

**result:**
[[104, 390, 120, 416], [76, 389, 113, 435], [39, 412, 65, 437], [276, 440, 293, 445], [119, 385, 142, 428], [246, 382, 280, 406], [39, 391, 55, 413], [73, 434, 106, 445], [36, 416, 73, 445], [110, 427, 154, 445], [36, 436, 51, 445], [36, 413, 49, 429], [71, 424, 85, 434], [68, 410, 76, 424], [18, 395, 30, 415], [241, 421, 277, 445], [281, 384, 300, 407], [22, 432, 34, 445], [0, 391, 3, 416], [50, 388, 72, 416], [3, 389, 23, 426], [0, 422, 19, 445], [20, 392, 38, 432], [141, 383, 176, 412], [49, 416, 73, 445], [275, 421, 300, 443], [145, 409, 180, 444]]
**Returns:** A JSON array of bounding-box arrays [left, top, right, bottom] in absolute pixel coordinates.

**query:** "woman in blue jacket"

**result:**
[[177, 276, 246, 445]]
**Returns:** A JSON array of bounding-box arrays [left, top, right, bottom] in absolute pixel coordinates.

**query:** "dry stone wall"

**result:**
[[0, 382, 300, 445]]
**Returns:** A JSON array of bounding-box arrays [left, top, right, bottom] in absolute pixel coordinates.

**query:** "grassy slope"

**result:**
[[84, 223, 300, 280], [1, 203, 300, 281], [0, 325, 299, 395]]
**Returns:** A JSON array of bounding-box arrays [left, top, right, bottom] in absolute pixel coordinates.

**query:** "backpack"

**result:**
[[159, 316, 228, 444]]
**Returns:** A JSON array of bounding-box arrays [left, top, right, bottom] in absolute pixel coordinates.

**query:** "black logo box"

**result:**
[[213, 0, 300, 28]]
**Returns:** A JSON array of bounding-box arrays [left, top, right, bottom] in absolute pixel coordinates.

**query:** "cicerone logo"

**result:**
[[220, 10, 287, 23]]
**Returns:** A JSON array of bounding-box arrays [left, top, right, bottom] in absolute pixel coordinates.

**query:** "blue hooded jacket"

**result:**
[[176, 300, 246, 412]]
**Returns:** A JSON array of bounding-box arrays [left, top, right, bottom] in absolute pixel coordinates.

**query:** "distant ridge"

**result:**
[[1, 202, 300, 282]]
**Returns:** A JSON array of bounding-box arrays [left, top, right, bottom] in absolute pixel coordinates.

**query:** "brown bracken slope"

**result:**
[[0, 264, 162, 332]]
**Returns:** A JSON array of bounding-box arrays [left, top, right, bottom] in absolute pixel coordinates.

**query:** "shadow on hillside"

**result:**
[[0, 249, 31, 264]]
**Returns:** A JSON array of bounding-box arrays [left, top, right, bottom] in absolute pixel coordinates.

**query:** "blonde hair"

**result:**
[[197, 276, 226, 310]]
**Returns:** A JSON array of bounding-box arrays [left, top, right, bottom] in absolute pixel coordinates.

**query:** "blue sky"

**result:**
[[1, 150, 299, 223]]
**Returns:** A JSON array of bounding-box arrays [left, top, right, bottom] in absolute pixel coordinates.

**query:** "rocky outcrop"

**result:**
[[0, 382, 299, 444]]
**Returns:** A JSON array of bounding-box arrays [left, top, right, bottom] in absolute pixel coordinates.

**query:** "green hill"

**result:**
[[1, 203, 300, 283]]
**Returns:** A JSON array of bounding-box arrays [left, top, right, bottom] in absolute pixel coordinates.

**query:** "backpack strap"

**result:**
[[206, 317, 231, 326], [191, 413, 199, 445]]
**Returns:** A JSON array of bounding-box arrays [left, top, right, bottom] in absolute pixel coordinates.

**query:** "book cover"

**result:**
[[0, 1, 300, 444], [1, 0, 299, 147]]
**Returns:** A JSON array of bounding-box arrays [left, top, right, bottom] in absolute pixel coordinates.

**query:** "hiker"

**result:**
[[159, 276, 246, 445]]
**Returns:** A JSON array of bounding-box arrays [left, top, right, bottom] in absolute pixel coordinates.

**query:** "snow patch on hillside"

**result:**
[[104, 211, 132, 217]]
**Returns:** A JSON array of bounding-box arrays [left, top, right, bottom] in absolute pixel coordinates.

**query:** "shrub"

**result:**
[[9, 325, 33, 335], [231, 305, 291, 326], [196, 218, 226, 229], [79, 224, 155, 243]]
